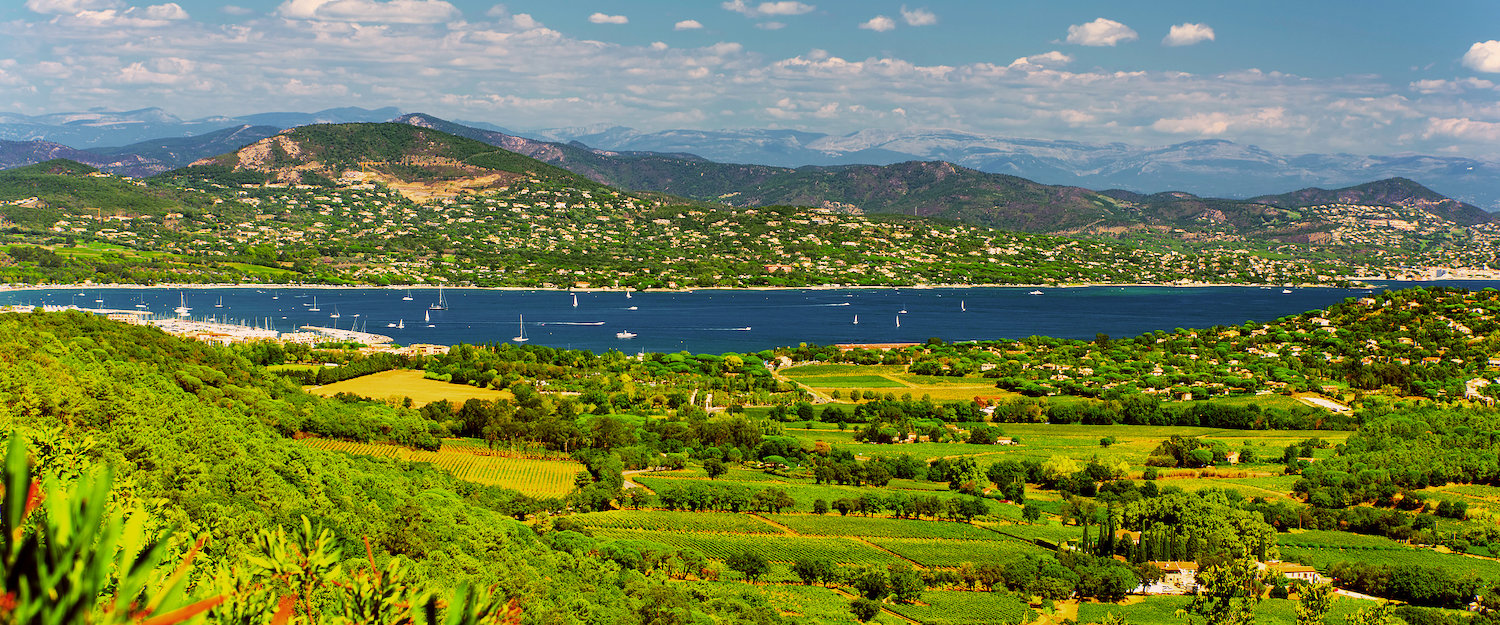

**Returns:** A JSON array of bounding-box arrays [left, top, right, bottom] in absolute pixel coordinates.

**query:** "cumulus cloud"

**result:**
[[588, 12, 627, 25], [1008, 50, 1073, 70], [1152, 107, 1289, 135], [721, 0, 813, 18], [276, 0, 459, 24], [674, 19, 702, 30], [754, 21, 785, 30], [220, 5, 253, 15], [900, 6, 935, 26], [859, 15, 895, 32], [1163, 23, 1214, 46], [24, 0, 122, 14], [1410, 77, 1495, 94], [1463, 41, 1500, 73], [1424, 117, 1500, 141], [1065, 18, 1137, 46]]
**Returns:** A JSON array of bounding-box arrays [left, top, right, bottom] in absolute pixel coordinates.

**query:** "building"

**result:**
[[1267, 562, 1319, 583], [1149, 561, 1200, 593]]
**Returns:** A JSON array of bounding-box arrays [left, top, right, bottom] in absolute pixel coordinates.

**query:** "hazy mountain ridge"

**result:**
[[533, 126, 1500, 211], [0, 106, 399, 148]]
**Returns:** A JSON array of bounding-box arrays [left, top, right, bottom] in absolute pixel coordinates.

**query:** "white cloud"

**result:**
[[1163, 23, 1214, 46], [1152, 108, 1289, 135], [674, 19, 702, 30], [1423, 117, 1500, 141], [859, 15, 895, 32], [721, 0, 813, 19], [24, 0, 121, 14], [1409, 77, 1495, 94], [754, 21, 785, 30], [650, 41, 667, 51], [1065, 18, 1138, 47], [141, 3, 188, 19], [588, 12, 627, 25], [511, 13, 541, 29], [899, 6, 935, 26], [1008, 50, 1073, 70], [220, 5, 253, 15], [276, 0, 459, 24], [1463, 41, 1500, 73]]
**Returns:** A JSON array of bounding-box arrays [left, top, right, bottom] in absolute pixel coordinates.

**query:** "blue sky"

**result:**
[[2, 0, 1498, 158]]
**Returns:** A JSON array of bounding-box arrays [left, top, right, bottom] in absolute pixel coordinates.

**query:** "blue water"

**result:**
[[4, 282, 1489, 354]]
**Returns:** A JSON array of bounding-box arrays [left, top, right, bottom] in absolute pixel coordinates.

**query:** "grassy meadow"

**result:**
[[306, 369, 514, 406]]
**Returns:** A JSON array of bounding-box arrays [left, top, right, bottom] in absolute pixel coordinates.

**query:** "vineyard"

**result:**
[[768, 514, 1001, 541], [1079, 597, 1374, 625], [301, 438, 580, 497], [868, 537, 1051, 568], [883, 590, 1036, 625], [588, 528, 905, 566], [571, 510, 786, 535]]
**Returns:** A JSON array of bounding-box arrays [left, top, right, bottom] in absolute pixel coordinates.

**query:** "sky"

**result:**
[[2, 0, 1499, 158]]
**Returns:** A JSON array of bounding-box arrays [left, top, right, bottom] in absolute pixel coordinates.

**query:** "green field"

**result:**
[[307, 369, 514, 406], [1079, 596, 1376, 625], [884, 590, 1035, 625], [794, 375, 908, 388], [768, 514, 1001, 541], [301, 438, 579, 497], [572, 510, 786, 535], [869, 537, 1052, 568], [590, 528, 904, 565]]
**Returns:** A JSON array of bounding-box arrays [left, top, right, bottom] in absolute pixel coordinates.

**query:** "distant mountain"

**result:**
[[173, 122, 600, 192], [531, 126, 1500, 212], [0, 139, 162, 176], [0, 106, 400, 149], [1250, 177, 1492, 226]]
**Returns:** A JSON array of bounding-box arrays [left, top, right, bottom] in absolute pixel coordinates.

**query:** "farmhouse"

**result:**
[[1266, 562, 1319, 583]]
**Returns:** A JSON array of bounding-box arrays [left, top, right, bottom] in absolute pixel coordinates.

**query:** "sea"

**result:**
[[4, 282, 1493, 354]]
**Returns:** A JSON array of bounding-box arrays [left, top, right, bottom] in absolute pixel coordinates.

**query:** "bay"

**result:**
[[3, 282, 1488, 354]]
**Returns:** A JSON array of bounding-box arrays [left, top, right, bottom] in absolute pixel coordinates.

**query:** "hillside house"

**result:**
[[1266, 562, 1319, 583], [1149, 561, 1200, 593]]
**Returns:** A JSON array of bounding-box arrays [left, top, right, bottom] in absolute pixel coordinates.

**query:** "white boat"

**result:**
[[309, 296, 320, 312], [174, 293, 191, 317], [572, 293, 578, 308], [429, 285, 447, 310], [329, 306, 340, 319], [386, 321, 397, 328], [513, 314, 528, 342], [425, 310, 433, 327], [895, 315, 901, 328], [626, 292, 632, 299], [853, 314, 858, 325], [402, 289, 413, 301], [898, 308, 907, 314], [616, 330, 636, 339], [1282, 288, 1293, 294], [215, 296, 223, 308], [1028, 290, 1044, 296], [961, 300, 966, 312], [272, 291, 279, 300], [627, 306, 638, 311], [397, 319, 404, 329]]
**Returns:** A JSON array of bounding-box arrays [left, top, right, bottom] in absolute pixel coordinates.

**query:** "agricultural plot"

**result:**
[[634, 475, 983, 515], [869, 537, 1052, 568], [1159, 474, 1300, 501], [990, 522, 1080, 547], [794, 375, 908, 388], [883, 590, 1035, 625], [1279, 544, 1500, 578], [1080, 596, 1375, 625], [307, 369, 513, 407], [572, 510, 784, 535], [769, 514, 1000, 541], [749, 583, 870, 624], [301, 438, 578, 497], [590, 528, 904, 565]]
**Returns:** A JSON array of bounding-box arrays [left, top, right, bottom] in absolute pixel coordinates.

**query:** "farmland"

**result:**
[[306, 369, 514, 406], [300, 437, 579, 497]]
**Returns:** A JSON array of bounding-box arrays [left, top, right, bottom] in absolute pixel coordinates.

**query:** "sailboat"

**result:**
[[429, 285, 447, 310], [271, 291, 279, 300], [215, 296, 223, 308], [329, 306, 340, 319], [626, 292, 632, 299], [895, 315, 901, 328], [425, 309, 433, 328], [174, 293, 191, 317], [853, 314, 859, 325], [402, 289, 413, 301], [309, 296, 320, 312], [961, 300, 966, 312], [572, 293, 578, 308], [513, 314, 528, 342], [397, 319, 404, 329]]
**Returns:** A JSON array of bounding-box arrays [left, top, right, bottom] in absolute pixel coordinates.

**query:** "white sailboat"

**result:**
[[329, 306, 340, 319], [572, 293, 578, 308], [961, 300, 966, 312], [402, 289, 413, 301], [215, 296, 223, 308], [626, 292, 632, 299], [513, 314, 528, 342], [429, 285, 447, 310], [174, 293, 191, 317], [425, 309, 433, 327], [309, 296, 320, 312], [895, 315, 901, 328], [397, 319, 404, 329], [853, 314, 859, 325]]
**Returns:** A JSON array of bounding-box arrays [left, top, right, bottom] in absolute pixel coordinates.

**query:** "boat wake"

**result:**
[[538, 321, 606, 326]]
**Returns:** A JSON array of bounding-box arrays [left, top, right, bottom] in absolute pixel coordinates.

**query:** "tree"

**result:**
[[850, 598, 882, 622], [1297, 583, 1335, 625], [1181, 557, 1262, 625], [726, 550, 769, 583], [1343, 603, 1396, 625], [792, 557, 837, 587], [888, 564, 925, 604], [1023, 504, 1043, 524], [853, 566, 890, 600], [813, 498, 830, 515], [704, 458, 727, 479]]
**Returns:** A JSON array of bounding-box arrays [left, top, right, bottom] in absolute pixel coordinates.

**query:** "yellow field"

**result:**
[[302, 438, 579, 497], [781, 364, 1011, 402], [306, 369, 513, 406]]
